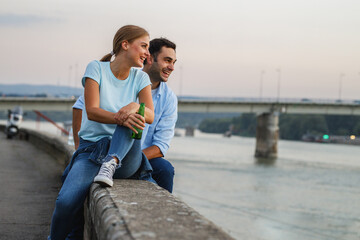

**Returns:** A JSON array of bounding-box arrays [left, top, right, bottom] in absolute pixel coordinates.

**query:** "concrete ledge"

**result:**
[[85, 181, 234, 240], [18, 128, 74, 169], [2, 125, 234, 240]]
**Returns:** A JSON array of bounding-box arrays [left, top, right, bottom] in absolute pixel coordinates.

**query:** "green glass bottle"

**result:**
[[131, 103, 145, 139]]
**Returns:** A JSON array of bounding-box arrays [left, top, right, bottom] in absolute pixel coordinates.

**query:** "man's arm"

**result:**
[[143, 92, 178, 160], [72, 108, 82, 150], [72, 95, 85, 150], [143, 145, 163, 160]]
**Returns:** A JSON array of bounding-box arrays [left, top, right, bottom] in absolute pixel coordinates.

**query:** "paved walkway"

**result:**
[[0, 132, 63, 240]]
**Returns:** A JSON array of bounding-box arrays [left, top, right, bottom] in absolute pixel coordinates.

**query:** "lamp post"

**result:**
[[68, 65, 72, 97], [259, 70, 265, 100], [74, 63, 78, 89], [338, 73, 345, 100], [276, 68, 281, 102], [179, 65, 183, 97]]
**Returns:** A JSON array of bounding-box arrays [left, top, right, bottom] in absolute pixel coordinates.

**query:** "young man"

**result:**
[[141, 38, 177, 193], [71, 38, 177, 193]]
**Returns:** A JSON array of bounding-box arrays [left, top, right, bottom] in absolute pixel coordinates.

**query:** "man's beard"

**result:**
[[148, 63, 165, 83]]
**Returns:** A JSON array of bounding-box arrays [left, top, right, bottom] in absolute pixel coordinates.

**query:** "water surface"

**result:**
[[168, 130, 360, 240]]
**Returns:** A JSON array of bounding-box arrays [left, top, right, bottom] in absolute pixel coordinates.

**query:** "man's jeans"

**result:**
[[48, 126, 154, 240], [150, 157, 175, 193]]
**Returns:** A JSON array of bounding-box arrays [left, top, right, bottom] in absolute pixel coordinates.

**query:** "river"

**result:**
[[167, 129, 360, 240], [4, 120, 360, 239]]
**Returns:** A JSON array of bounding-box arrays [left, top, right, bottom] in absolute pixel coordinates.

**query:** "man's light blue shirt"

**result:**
[[72, 95, 84, 109], [141, 82, 178, 156]]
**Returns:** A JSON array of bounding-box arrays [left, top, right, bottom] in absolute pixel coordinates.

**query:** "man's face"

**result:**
[[147, 47, 177, 83]]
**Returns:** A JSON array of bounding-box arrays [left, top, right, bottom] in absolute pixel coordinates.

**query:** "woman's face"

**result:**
[[126, 35, 150, 68]]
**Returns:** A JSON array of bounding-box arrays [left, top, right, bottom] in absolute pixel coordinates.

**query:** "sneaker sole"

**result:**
[[94, 176, 113, 187]]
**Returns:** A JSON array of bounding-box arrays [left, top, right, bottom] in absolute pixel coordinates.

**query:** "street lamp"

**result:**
[[68, 65, 72, 97], [74, 63, 78, 89], [179, 65, 183, 97], [338, 73, 345, 100], [259, 70, 265, 100], [276, 68, 281, 102]]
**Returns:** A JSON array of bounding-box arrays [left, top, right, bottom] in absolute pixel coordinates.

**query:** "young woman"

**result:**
[[48, 25, 154, 240]]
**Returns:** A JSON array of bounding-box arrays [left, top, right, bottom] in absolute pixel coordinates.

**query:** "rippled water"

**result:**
[[167, 130, 360, 240]]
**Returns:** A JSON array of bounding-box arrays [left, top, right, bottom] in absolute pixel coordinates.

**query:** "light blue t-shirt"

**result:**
[[79, 60, 151, 142]]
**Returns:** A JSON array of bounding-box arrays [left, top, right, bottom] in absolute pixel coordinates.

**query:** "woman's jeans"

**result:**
[[48, 126, 155, 240]]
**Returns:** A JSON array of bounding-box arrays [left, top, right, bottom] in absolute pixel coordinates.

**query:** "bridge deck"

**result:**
[[0, 132, 62, 240], [2, 97, 360, 115]]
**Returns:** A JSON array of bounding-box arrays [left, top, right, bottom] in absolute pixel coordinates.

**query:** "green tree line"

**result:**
[[198, 114, 360, 140]]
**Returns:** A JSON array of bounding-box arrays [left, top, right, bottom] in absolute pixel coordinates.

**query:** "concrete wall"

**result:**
[[4, 126, 234, 240]]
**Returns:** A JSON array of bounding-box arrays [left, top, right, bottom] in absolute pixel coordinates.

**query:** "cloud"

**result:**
[[0, 13, 61, 27]]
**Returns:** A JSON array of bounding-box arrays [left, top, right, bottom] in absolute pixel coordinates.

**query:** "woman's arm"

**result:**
[[84, 78, 117, 124], [116, 85, 154, 133], [114, 85, 154, 125]]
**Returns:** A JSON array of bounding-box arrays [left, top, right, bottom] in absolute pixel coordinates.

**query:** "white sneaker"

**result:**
[[94, 158, 117, 187]]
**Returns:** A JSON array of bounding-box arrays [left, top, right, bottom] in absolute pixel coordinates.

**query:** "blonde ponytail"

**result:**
[[100, 53, 112, 62]]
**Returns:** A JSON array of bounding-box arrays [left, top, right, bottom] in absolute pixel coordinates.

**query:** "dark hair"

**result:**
[[100, 25, 149, 62], [144, 38, 176, 65]]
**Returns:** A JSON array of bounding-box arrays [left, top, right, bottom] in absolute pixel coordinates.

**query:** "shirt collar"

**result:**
[[154, 81, 165, 96]]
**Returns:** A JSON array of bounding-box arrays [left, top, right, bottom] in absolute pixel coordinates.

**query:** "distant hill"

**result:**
[[0, 84, 83, 97]]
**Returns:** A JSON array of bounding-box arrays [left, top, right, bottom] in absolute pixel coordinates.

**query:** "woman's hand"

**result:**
[[114, 102, 139, 125], [114, 102, 146, 133], [122, 113, 146, 134]]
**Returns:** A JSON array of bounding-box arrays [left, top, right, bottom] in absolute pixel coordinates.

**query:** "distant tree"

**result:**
[[325, 115, 360, 135], [198, 113, 360, 140], [352, 122, 360, 135], [232, 114, 257, 137], [279, 114, 328, 140], [198, 118, 232, 133]]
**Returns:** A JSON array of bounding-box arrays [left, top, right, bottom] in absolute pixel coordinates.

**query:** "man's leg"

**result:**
[[149, 158, 174, 193]]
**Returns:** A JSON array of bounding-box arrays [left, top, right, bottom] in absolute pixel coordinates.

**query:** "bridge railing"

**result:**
[[1, 96, 360, 115]]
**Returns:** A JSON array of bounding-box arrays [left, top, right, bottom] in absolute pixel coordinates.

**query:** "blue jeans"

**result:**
[[150, 157, 175, 193], [48, 126, 155, 240]]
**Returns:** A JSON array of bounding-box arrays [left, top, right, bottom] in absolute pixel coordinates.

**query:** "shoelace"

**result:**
[[99, 161, 116, 177]]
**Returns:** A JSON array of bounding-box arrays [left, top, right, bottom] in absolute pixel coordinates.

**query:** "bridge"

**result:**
[[1, 97, 360, 159], [1, 97, 360, 115]]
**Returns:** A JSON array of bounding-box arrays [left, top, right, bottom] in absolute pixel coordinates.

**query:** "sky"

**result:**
[[1, 0, 360, 100]]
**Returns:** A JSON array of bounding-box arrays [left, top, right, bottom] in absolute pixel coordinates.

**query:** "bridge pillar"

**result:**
[[255, 112, 279, 159]]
